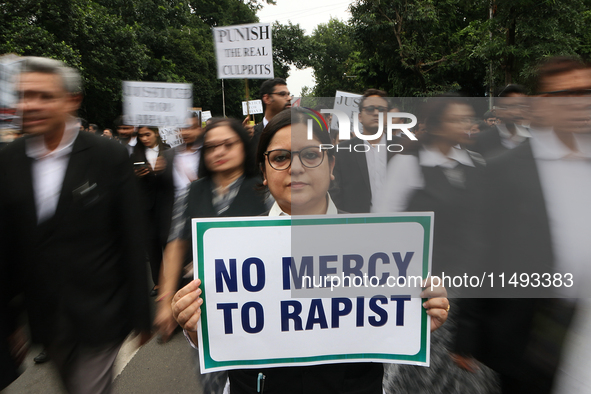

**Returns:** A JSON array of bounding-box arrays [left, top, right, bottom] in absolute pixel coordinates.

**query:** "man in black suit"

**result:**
[[453, 57, 591, 394], [115, 115, 137, 155], [0, 57, 150, 393], [472, 84, 530, 159], [249, 78, 291, 156], [331, 89, 402, 213], [0, 248, 25, 390]]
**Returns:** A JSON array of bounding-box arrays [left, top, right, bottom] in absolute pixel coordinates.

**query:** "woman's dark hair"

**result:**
[[198, 117, 256, 178], [255, 107, 334, 174], [138, 125, 164, 147]]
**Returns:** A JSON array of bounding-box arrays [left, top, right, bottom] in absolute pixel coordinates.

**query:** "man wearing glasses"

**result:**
[[250, 78, 292, 158], [454, 57, 591, 394], [473, 84, 531, 159], [331, 89, 401, 213]]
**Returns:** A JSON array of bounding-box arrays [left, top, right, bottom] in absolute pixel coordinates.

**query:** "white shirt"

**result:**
[[364, 135, 388, 208], [530, 129, 591, 393], [172, 145, 201, 197], [145, 145, 159, 169], [372, 145, 475, 213], [124, 136, 137, 156], [497, 123, 531, 149], [529, 128, 591, 294], [26, 119, 79, 223], [268, 194, 338, 216]]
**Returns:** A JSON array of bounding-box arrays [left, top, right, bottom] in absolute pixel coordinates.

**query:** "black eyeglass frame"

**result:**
[[361, 105, 390, 114], [263, 148, 325, 171]]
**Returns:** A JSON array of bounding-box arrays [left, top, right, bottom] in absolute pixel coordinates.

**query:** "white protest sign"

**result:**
[[158, 127, 183, 148], [122, 81, 192, 127], [333, 90, 363, 133], [0, 55, 23, 139], [212, 23, 274, 79], [193, 213, 433, 372], [202, 111, 212, 123], [191, 108, 202, 126], [0, 54, 23, 110], [242, 100, 263, 115]]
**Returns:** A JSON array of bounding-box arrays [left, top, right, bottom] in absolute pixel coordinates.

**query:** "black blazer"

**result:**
[[132, 142, 175, 243], [0, 132, 151, 346], [0, 249, 19, 390], [251, 122, 265, 151], [331, 137, 399, 213], [160, 145, 201, 193], [0, 306, 19, 390], [405, 149, 486, 278], [454, 142, 566, 390], [182, 176, 267, 235], [249, 121, 266, 173], [470, 124, 530, 160]]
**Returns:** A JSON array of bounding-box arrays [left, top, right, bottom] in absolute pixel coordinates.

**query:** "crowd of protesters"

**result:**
[[1, 55, 591, 394]]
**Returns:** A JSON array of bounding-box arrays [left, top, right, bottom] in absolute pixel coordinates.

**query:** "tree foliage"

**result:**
[[471, 0, 591, 88], [0, 0, 301, 127], [305, 0, 591, 97], [308, 18, 364, 97], [272, 21, 315, 80], [348, 0, 490, 96], [5, 0, 589, 124]]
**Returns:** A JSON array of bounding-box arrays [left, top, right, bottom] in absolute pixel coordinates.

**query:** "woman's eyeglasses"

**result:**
[[264, 147, 325, 171], [270, 91, 292, 98]]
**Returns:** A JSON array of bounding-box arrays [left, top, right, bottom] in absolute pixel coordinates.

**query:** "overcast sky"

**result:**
[[256, 0, 354, 96]]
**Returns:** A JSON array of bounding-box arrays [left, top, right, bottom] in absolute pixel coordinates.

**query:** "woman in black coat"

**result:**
[[170, 109, 449, 394], [154, 118, 267, 342], [132, 126, 174, 295]]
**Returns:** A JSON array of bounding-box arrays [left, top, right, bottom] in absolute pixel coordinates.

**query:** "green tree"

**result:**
[[0, 0, 275, 124], [0, 1, 151, 125], [349, 0, 487, 96], [271, 21, 314, 79], [467, 0, 591, 91], [242, 22, 315, 123], [343, 0, 591, 97], [307, 19, 364, 97]]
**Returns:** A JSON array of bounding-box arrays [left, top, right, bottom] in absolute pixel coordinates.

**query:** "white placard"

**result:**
[[333, 90, 363, 132], [202, 111, 212, 123], [193, 213, 433, 372], [122, 81, 192, 127], [0, 54, 23, 110], [159, 127, 183, 148], [242, 99, 263, 115], [212, 23, 274, 79]]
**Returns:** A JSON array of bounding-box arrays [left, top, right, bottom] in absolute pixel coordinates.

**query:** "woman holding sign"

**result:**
[[172, 108, 449, 394]]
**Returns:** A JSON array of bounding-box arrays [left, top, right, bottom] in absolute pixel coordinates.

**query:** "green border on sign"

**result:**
[[194, 215, 432, 370]]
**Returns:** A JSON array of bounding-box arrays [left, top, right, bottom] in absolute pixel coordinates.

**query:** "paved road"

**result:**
[[2, 331, 204, 394]]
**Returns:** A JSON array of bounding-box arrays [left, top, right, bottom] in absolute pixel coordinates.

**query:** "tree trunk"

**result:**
[[505, 17, 516, 86]]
